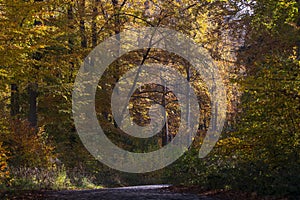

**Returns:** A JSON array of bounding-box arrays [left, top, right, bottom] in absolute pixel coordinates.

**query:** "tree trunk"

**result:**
[[10, 83, 19, 117], [161, 84, 168, 146], [28, 0, 42, 128], [68, 5, 75, 82], [80, 0, 87, 48], [28, 83, 38, 127], [297, 0, 300, 60], [92, 0, 100, 48], [186, 66, 191, 145]]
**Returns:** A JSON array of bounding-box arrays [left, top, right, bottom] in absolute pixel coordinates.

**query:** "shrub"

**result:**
[[0, 142, 10, 189], [2, 119, 55, 168]]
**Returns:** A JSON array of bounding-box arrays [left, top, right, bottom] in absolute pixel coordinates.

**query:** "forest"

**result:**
[[0, 0, 299, 199]]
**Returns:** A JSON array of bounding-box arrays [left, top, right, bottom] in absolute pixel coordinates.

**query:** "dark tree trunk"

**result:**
[[68, 5, 75, 82], [10, 83, 19, 117], [161, 84, 168, 146], [28, 83, 38, 127], [27, 0, 42, 129], [161, 125, 168, 146], [92, 0, 100, 48], [297, 0, 300, 60], [80, 0, 87, 48], [186, 66, 191, 145]]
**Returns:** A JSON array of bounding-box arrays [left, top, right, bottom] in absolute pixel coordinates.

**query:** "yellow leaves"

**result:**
[[0, 142, 10, 182], [276, 0, 298, 22], [255, 0, 298, 31], [0, 118, 56, 169], [0, 69, 9, 78], [217, 137, 241, 147]]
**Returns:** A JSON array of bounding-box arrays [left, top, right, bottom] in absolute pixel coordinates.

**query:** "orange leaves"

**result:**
[[0, 118, 56, 169], [0, 142, 10, 184]]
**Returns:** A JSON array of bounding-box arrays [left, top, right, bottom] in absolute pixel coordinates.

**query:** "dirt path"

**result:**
[[7, 185, 217, 200]]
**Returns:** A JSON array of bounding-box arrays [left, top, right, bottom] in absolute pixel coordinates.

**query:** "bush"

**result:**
[[0, 142, 10, 189], [2, 119, 55, 168], [9, 165, 101, 190]]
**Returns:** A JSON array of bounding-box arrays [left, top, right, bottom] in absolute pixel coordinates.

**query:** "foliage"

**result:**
[[0, 119, 55, 168], [9, 165, 101, 190], [0, 0, 299, 198], [0, 142, 10, 189], [232, 0, 300, 196], [165, 0, 300, 197]]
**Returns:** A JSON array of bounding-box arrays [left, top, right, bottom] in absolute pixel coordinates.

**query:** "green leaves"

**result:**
[[230, 0, 300, 195]]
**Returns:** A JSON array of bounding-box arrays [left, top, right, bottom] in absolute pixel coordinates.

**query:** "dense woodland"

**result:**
[[0, 0, 299, 198]]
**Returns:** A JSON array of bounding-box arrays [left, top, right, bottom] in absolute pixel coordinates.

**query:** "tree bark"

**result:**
[[161, 84, 168, 146], [186, 66, 191, 145], [10, 83, 19, 117], [297, 0, 300, 60], [28, 83, 38, 127], [68, 5, 75, 82], [28, 0, 42, 128], [80, 0, 87, 48], [92, 0, 100, 48]]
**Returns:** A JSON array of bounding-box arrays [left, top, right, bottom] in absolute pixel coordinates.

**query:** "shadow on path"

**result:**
[[28, 185, 216, 200]]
